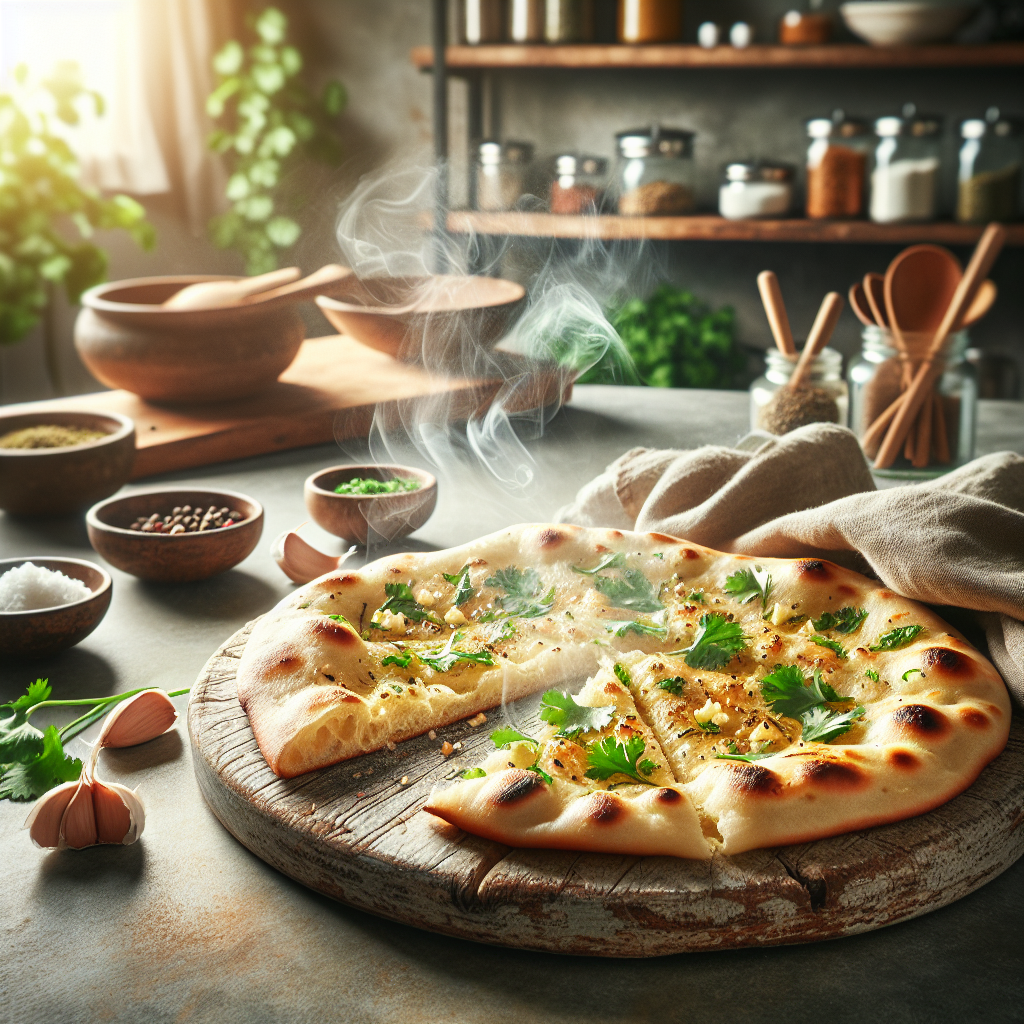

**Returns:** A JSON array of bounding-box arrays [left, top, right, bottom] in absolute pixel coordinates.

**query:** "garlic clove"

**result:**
[[98, 689, 177, 749], [60, 777, 98, 850], [24, 780, 80, 850], [272, 529, 357, 585], [92, 779, 143, 844]]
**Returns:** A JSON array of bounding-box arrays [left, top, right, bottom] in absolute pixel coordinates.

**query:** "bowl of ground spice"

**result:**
[[86, 487, 263, 582], [304, 464, 437, 545], [0, 410, 135, 516]]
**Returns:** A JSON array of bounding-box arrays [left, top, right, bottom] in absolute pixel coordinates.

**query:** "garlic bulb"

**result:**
[[272, 528, 357, 584], [25, 771, 145, 850], [97, 689, 177, 748]]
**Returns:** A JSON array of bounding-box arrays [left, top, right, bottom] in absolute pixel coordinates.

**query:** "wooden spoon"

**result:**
[[958, 278, 997, 329], [862, 273, 889, 328], [848, 282, 876, 327], [790, 292, 844, 390], [757, 271, 797, 357], [874, 223, 1007, 469], [241, 264, 353, 306], [163, 267, 301, 310]]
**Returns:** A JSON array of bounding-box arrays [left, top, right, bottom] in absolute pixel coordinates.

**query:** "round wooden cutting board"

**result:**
[[188, 619, 1024, 957]]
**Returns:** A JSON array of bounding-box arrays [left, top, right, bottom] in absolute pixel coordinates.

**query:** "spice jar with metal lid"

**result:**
[[462, 0, 504, 44], [805, 112, 871, 219], [719, 162, 794, 220], [508, 0, 544, 41], [848, 325, 975, 476], [476, 140, 534, 212], [550, 155, 607, 214], [618, 0, 682, 43], [543, 0, 595, 41], [750, 348, 847, 434], [614, 126, 695, 216], [870, 107, 943, 224], [778, 6, 832, 44], [957, 108, 1023, 223]]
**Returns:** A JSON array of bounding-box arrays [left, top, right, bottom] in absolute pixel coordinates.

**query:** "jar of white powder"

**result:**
[[869, 107, 943, 224], [719, 162, 794, 220]]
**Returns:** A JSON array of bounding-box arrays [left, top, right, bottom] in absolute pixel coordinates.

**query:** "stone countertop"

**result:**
[[1, 387, 1021, 1024]]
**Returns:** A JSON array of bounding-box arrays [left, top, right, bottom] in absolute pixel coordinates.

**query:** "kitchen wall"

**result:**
[[3, 0, 1020, 403]]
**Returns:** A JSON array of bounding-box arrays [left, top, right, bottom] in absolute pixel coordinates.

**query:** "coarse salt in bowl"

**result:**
[[0, 561, 93, 611]]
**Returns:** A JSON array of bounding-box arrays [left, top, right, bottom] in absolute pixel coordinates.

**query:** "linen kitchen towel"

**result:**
[[557, 423, 1024, 704]]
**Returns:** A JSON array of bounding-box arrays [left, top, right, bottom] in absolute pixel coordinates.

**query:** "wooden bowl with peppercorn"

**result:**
[[86, 487, 263, 583], [0, 410, 135, 516], [304, 464, 437, 546]]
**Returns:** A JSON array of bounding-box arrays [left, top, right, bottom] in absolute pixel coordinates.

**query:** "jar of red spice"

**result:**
[[618, 0, 682, 43], [550, 155, 608, 214], [805, 112, 871, 219]]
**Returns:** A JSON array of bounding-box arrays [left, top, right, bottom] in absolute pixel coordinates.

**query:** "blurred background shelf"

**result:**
[[412, 43, 1024, 71], [445, 211, 1024, 244]]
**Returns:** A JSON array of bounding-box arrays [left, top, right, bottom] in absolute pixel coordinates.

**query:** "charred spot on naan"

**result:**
[[647, 532, 680, 545], [922, 646, 972, 678], [888, 749, 922, 770], [797, 758, 869, 791], [959, 707, 991, 730], [536, 527, 566, 549], [655, 787, 683, 805], [310, 617, 361, 646], [727, 763, 783, 798], [891, 703, 951, 739], [794, 559, 834, 581], [491, 769, 546, 806], [586, 791, 624, 824]]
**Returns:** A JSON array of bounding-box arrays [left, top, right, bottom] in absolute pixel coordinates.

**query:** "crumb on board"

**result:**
[[400, 775, 410, 786], [468, 713, 487, 727], [440, 741, 454, 757], [428, 730, 437, 741]]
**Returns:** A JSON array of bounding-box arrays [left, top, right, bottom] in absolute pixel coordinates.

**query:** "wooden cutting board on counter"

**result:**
[[189, 619, 1023, 958], [5, 336, 571, 480]]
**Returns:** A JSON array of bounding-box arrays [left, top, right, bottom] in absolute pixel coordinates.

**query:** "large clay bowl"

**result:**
[[0, 557, 112, 659], [0, 410, 135, 516], [87, 488, 263, 583], [75, 276, 306, 403], [315, 274, 526, 369], [304, 465, 437, 545]]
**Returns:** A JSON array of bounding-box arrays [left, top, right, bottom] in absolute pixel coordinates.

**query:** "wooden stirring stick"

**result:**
[[790, 291, 844, 389], [863, 273, 889, 328], [874, 223, 1007, 469], [848, 282, 876, 327], [757, 271, 797, 357]]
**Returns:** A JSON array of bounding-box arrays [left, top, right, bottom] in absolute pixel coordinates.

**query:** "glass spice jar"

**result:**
[[509, 0, 544, 41], [614, 126, 695, 216], [778, 8, 832, 44], [957, 108, 1023, 223], [749, 348, 848, 434], [462, 0, 504, 44], [618, 0, 682, 43], [719, 162, 794, 219], [805, 112, 871, 219], [870, 107, 943, 224], [550, 155, 608, 214], [544, 0, 595, 42], [847, 325, 976, 477], [476, 140, 534, 211]]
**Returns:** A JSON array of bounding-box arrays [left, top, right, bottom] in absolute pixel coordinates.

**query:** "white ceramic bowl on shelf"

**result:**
[[840, 2, 977, 45]]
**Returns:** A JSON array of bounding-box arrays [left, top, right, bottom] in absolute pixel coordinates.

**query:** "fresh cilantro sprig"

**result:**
[[592, 569, 663, 614], [539, 690, 614, 738], [380, 650, 413, 668], [865, 669, 880, 682], [383, 633, 496, 673], [605, 619, 667, 640], [585, 734, 658, 787], [0, 726, 82, 801], [482, 567, 555, 620], [696, 717, 720, 734], [714, 741, 776, 763], [613, 663, 632, 686], [724, 565, 773, 611], [686, 590, 705, 604], [673, 613, 748, 671], [376, 583, 442, 625], [572, 553, 626, 575], [759, 665, 862, 743], [489, 727, 551, 783], [800, 705, 866, 743], [657, 677, 684, 696], [812, 607, 868, 634], [810, 635, 848, 659], [486, 619, 517, 644], [869, 625, 924, 651], [442, 565, 475, 606]]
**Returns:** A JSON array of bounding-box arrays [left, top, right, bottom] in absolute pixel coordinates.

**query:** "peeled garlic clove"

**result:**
[[98, 689, 177, 749], [60, 778, 99, 850], [24, 780, 80, 850], [272, 529, 357, 584], [92, 779, 144, 845]]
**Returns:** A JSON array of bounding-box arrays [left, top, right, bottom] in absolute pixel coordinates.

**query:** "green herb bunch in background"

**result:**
[[206, 6, 347, 274], [0, 62, 154, 348]]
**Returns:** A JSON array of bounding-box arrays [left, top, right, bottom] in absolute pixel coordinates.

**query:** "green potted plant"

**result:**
[[0, 61, 155, 393], [206, 6, 347, 275]]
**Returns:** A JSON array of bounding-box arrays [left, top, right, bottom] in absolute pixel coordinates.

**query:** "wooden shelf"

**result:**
[[412, 42, 1024, 71], [445, 211, 1024, 245]]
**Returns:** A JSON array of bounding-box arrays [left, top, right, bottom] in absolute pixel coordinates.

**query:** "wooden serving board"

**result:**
[[188, 620, 1024, 957], [5, 336, 570, 480]]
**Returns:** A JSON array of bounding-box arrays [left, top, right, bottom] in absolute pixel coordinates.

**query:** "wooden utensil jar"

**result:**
[[848, 325, 976, 476]]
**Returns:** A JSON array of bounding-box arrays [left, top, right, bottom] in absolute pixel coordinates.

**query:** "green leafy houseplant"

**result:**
[[207, 6, 347, 274], [0, 62, 155, 355]]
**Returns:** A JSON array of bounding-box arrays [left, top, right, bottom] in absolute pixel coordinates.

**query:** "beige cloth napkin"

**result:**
[[557, 423, 1024, 705]]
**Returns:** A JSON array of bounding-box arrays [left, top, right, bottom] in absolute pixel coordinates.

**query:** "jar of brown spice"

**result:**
[[550, 155, 608, 214], [614, 126, 695, 216], [805, 112, 871, 219]]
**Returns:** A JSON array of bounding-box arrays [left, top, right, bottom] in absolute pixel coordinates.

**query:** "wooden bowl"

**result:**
[[86, 488, 264, 583], [75, 276, 306, 403], [304, 465, 437, 545], [315, 274, 525, 368], [0, 557, 112, 659], [0, 410, 135, 516]]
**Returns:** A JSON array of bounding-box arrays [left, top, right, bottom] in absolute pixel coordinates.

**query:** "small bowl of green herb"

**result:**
[[303, 464, 437, 545]]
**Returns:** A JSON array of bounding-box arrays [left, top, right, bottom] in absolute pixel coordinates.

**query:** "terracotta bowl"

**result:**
[[0, 557, 112, 659], [304, 465, 437, 545], [315, 274, 526, 368], [0, 410, 135, 516], [75, 276, 306, 403], [86, 488, 263, 583]]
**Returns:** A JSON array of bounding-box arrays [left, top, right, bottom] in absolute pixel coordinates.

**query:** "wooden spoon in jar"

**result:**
[[790, 291, 845, 390], [848, 281, 876, 327], [163, 267, 301, 310], [862, 273, 889, 328], [757, 271, 797, 357]]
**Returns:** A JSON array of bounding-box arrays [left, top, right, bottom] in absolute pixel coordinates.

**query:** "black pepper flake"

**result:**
[[553, 759, 564, 768]]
